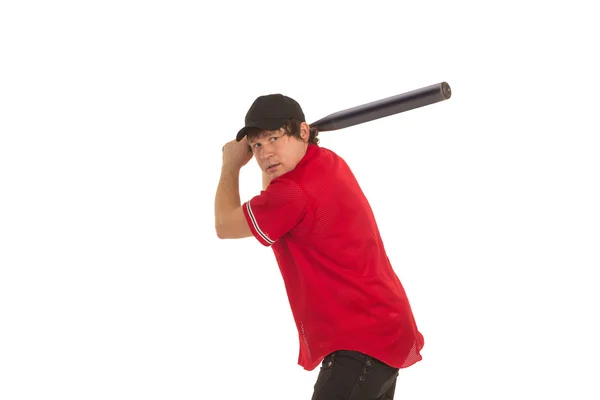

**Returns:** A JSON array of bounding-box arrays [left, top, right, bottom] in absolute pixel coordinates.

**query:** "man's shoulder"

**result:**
[[307, 144, 347, 166], [314, 144, 348, 161]]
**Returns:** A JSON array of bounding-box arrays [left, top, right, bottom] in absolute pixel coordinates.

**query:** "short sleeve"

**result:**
[[242, 178, 308, 246]]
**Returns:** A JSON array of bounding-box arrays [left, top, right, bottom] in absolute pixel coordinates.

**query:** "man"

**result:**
[[214, 93, 424, 399]]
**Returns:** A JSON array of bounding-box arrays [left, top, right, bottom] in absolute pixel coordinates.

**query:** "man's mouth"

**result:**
[[266, 163, 280, 173]]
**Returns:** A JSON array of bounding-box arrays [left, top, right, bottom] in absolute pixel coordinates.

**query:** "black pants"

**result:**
[[311, 350, 399, 400]]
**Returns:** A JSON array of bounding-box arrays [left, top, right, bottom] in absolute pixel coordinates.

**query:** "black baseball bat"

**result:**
[[309, 82, 451, 132]]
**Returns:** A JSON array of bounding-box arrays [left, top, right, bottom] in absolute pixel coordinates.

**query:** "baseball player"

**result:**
[[215, 93, 424, 399]]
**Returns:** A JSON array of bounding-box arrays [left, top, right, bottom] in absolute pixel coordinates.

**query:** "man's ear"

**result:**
[[300, 122, 311, 142]]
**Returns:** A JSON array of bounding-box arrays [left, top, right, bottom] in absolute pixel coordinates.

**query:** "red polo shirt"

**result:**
[[242, 143, 424, 371]]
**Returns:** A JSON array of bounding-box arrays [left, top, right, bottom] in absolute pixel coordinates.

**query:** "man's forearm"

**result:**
[[214, 165, 241, 229]]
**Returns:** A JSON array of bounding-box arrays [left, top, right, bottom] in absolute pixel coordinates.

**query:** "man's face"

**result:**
[[247, 124, 309, 179]]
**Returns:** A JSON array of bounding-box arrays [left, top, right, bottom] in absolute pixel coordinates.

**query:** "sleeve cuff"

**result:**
[[242, 201, 275, 247]]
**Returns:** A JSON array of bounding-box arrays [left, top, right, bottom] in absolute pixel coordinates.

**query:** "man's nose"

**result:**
[[259, 145, 272, 159]]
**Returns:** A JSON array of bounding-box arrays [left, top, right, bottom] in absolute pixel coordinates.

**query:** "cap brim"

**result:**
[[235, 119, 288, 142]]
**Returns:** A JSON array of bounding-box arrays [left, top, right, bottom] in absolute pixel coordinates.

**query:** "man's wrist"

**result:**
[[221, 163, 242, 174]]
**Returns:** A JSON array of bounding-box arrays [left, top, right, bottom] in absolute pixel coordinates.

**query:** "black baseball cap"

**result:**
[[236, 94, 305, 142]]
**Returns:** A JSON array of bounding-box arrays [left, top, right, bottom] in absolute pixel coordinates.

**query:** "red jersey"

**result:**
[[242, 143, 424, 371]]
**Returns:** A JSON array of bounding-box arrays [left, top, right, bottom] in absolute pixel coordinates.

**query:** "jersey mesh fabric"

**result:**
[[242, 144, 424, 371]]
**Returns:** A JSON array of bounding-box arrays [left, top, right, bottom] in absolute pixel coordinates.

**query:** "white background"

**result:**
[[1, 1, 599, 399]]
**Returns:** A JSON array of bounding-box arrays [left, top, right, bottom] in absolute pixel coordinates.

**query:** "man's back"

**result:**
[[243, 144, 424, 371]]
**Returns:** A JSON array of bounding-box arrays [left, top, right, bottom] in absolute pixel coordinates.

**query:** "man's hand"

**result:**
[[222, 137, 252, 170]]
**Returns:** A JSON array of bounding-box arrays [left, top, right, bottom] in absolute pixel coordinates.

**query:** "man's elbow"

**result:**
[[215, 224, 228, 239], [214, 210, 252, 240], [215, 223, 243, 240]]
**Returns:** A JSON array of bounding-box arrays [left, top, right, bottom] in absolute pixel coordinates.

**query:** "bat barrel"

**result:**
[[310, 82, 451, 132]]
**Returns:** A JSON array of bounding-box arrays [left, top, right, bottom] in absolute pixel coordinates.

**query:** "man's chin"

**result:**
[[266, 170, 285, 179]]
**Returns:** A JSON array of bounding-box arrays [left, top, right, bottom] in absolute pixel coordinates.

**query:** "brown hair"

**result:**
[[247, 119, 320, 145]]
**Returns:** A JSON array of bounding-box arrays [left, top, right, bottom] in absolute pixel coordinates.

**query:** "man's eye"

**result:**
[[270, 136, 278, 142]]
